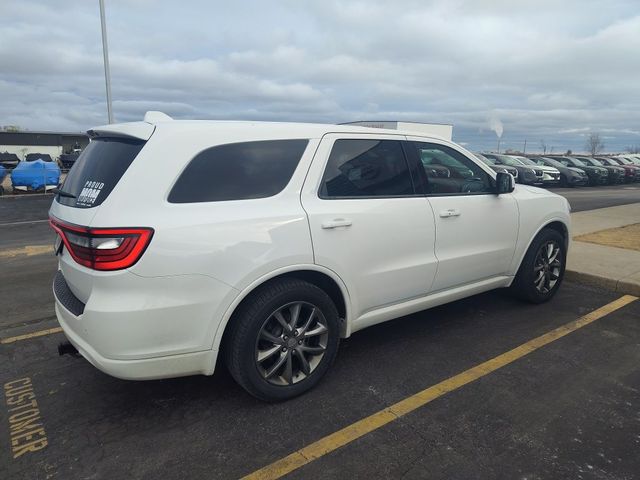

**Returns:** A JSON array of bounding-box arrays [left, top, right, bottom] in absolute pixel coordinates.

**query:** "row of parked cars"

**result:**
[[474, 153, 640, 187], [0, 152, 80, 171]]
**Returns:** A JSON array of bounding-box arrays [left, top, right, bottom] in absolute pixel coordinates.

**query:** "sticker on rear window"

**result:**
[[76, 181, 105, 206]]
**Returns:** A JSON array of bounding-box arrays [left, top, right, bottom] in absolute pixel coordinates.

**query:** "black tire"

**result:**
[[224, 278, 340, 401], [510, 228, 566, 304]]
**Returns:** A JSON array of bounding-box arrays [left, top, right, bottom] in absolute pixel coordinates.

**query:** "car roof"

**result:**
[[88, 114, 450, 143]]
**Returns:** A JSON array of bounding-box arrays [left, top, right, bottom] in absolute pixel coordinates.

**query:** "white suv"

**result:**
[[50, 112, 570, 401]]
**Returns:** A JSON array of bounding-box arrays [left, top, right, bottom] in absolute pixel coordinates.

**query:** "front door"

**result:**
[[407, 138, 518, 292]]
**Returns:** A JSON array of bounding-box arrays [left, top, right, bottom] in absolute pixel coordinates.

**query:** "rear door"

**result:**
[[406, 138, 518, 292], [301, 133, 438, 321]]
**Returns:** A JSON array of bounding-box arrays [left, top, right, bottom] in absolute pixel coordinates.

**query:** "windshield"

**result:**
[[541, 158, 563, 168], [517, 158, 536, 166], [617, 158, 631, 165], [569, 158, 586, 166], [496, 156, 522, 167], [476, 154, 495, 164], [584, 158, 603, 166]]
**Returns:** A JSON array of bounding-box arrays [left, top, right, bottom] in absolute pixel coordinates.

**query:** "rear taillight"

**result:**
[[49, 217, 153, 271]]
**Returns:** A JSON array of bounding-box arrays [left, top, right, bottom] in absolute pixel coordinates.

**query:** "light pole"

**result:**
[[99, 0, 114, 123]]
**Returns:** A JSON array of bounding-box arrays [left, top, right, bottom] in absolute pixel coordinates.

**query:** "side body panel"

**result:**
[[301, 133, 439, 323]]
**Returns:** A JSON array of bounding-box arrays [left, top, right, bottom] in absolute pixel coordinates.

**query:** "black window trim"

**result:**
[[317, 137, 423, 200]]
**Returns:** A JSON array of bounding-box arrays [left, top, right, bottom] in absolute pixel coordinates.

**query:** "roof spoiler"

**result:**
[[87, 122, 155, 141], [87, 111, 172, 141]]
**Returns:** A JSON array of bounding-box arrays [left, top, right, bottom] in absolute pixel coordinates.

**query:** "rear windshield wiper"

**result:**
[[52, 188, 77, 199]]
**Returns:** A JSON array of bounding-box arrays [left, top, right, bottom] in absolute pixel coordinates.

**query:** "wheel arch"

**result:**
[[212, 265, 352, 358], [510, 218, 570, 280], [543, 220, 569, 249]]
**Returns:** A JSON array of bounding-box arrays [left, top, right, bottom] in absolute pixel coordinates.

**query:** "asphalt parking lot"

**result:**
[[1, 185, 640, 479]]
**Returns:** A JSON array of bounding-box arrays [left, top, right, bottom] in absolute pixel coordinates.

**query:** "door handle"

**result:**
[[321, 218, 353, 229], [439, 208, 461, 218]]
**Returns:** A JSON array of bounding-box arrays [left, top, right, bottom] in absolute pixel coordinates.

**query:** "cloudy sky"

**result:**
[[1, 0, 639, 152]]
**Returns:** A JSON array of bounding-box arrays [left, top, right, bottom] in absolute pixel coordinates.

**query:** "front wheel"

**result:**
[[511, 228, 566, 303], [224, 278, 340, 401]]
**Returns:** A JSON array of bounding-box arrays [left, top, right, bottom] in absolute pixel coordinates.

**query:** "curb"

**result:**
[[566, 269, 640, 297]]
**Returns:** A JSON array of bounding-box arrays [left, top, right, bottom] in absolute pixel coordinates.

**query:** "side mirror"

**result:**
[[496, 171, 515, 194]]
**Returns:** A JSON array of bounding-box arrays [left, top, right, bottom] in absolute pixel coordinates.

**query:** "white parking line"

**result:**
[[0, 219, 49, 227]]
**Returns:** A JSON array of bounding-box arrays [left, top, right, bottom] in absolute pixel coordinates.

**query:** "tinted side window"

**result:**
[[413, 142, 492, 195], [58, 137, 145, 208], [169, 140, 308, 203], [320, 139, 414, 198]]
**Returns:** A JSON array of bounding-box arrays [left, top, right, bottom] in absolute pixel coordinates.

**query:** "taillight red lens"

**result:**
[[49, 217, 153, 271]]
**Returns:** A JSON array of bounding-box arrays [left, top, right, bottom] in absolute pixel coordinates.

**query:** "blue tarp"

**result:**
[[0, 165, 6, 182], [11, 159, 61, 190]]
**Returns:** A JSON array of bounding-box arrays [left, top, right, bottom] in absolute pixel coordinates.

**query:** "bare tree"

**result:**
[[585, 132, 604, 156], [540, 139, 547, 154], [626, 145, 640, 154]]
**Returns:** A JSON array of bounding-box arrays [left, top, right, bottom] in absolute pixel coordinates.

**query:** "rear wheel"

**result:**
[[225, 278, 340, 401], [511, 228, 566, 303]]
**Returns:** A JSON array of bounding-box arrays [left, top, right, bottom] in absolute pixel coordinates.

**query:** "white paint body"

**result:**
[[50, 119, 571, 380]]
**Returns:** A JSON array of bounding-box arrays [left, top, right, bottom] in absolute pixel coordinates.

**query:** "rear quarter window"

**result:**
[[58, 137, 145, 208], [168, 139, 308, 203]]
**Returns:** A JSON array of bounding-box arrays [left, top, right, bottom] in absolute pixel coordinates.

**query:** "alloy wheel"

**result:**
[[533, 241, 562, 294], [255, 301, 329, 386]]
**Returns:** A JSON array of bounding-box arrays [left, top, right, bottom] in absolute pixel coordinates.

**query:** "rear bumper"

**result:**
[[56, 302, 217, 380], [53, 269, 236, 380]]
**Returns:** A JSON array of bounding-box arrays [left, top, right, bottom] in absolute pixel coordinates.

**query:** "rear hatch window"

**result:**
[[57, 137, 145, 208]]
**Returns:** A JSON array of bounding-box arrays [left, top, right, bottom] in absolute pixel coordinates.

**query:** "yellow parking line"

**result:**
[[242, 294, 638, 480], [0, 245, 52, 259], [0, 327, 63, 344]]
